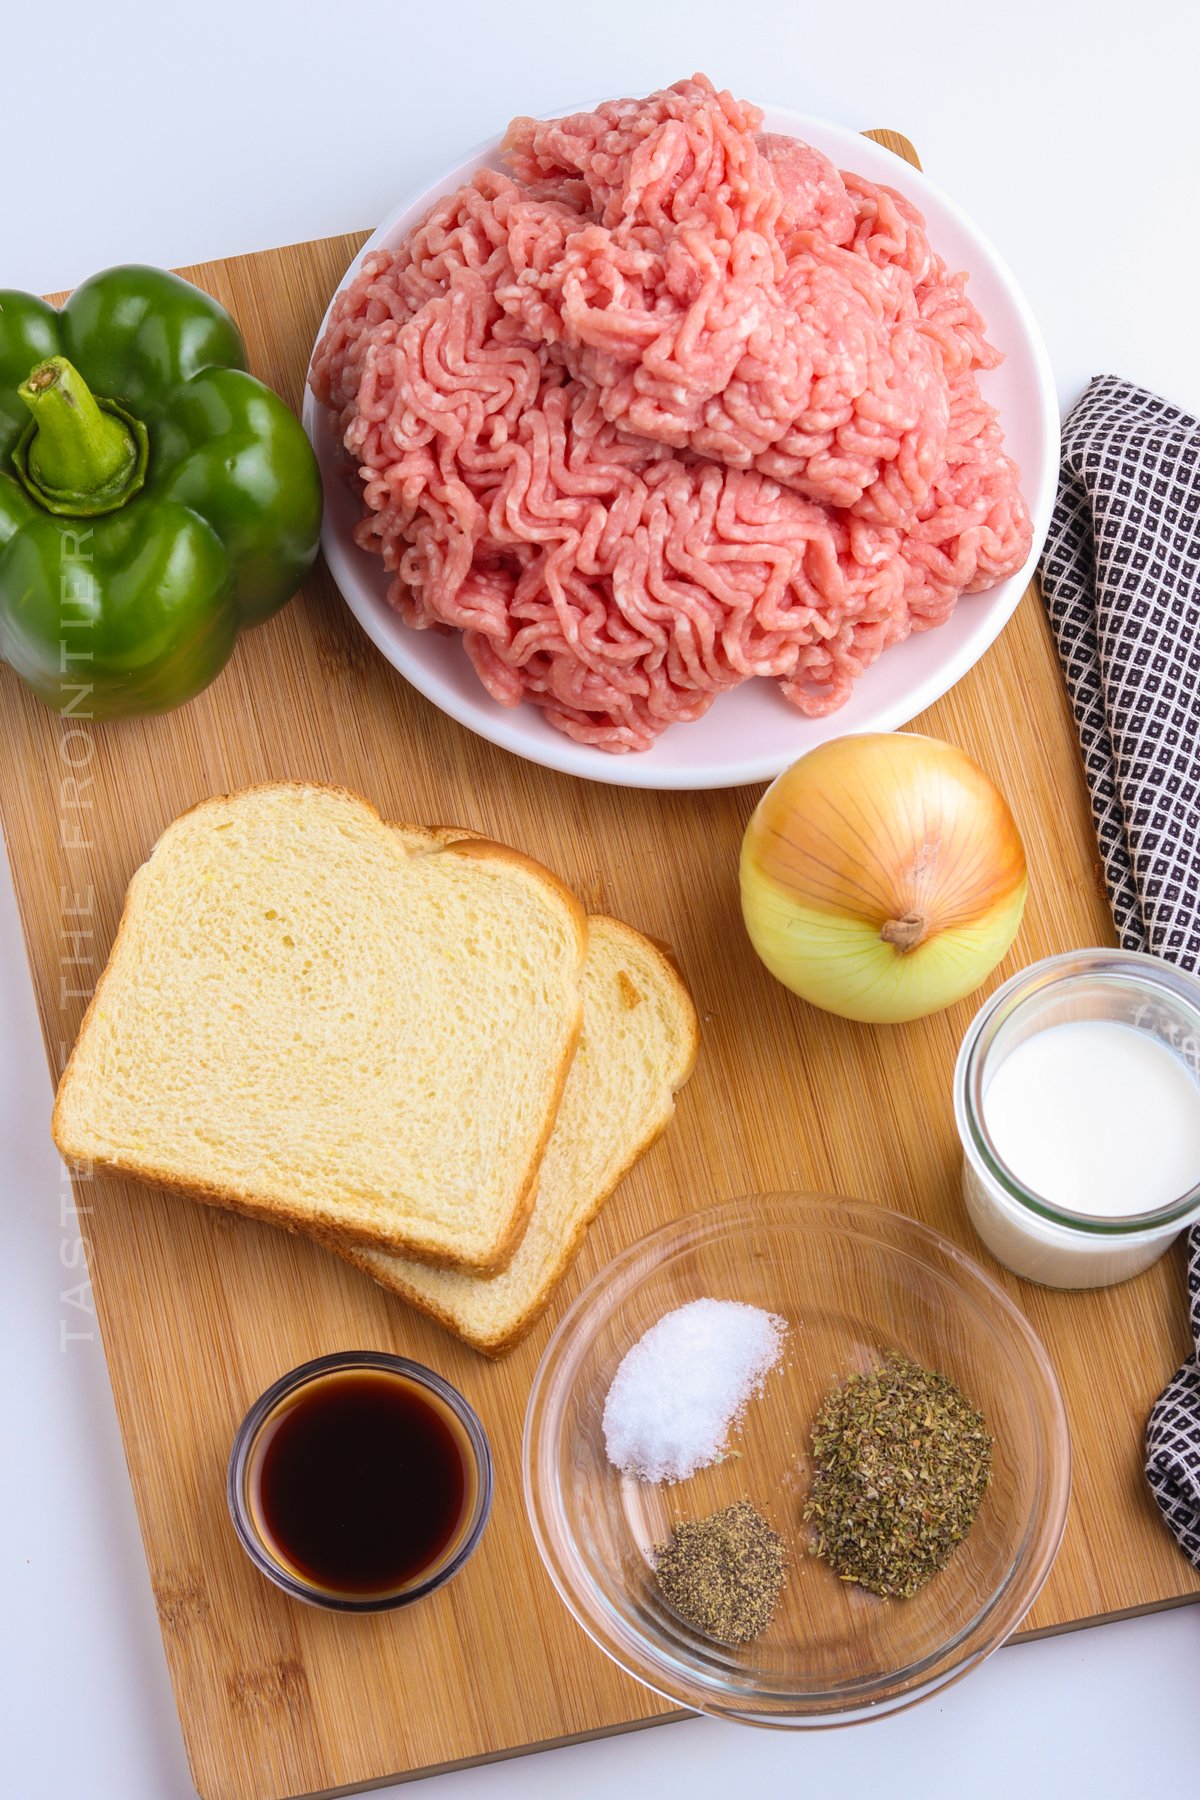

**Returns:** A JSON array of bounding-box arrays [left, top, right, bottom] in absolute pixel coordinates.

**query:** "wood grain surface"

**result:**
[[3, 130, 1197, 1800]]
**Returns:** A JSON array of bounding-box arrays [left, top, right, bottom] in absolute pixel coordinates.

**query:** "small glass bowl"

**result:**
[[523, 1193, 1070, 1727], [227, 1350, 493, 1612], [955, 949, 1200, 1289]]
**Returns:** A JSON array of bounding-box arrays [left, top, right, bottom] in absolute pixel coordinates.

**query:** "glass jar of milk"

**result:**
[[954, 950, 1200, 1289]]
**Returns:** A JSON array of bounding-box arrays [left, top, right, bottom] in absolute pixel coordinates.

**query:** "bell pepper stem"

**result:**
[[13, 356, 148, 517], [19, 356, 133, 491]]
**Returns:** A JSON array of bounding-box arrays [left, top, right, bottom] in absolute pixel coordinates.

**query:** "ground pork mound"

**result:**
[[311, 75, 1033, 752]]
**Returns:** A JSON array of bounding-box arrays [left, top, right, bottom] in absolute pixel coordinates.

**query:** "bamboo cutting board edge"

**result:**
[[1013, 1589, 1200, 1644], [363, 1586, 1200, 1798], [3, 126, 1198, 1800], [293, 1714, 691, 1800]]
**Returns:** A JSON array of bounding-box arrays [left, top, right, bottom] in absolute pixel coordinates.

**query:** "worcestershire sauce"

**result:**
[[252, 1369, 470, 1596]]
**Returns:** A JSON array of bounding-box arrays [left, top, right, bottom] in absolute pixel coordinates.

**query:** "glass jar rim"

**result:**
[[226, 1349, 494, 1612], [954, 948, 1200, 1235]]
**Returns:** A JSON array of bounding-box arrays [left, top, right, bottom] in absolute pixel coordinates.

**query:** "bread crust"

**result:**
[[336, 1114, 674, 1356], [52, 782, 589, 1274], [327, 916, 700, 1353]]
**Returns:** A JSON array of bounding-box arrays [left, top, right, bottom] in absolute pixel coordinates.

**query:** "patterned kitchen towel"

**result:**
[[1144, 1241, 1200, 1570], [1038, 373, 1200, 1570]]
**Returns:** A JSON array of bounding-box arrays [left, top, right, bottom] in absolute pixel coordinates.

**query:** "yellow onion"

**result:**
[[739, 733, 1028, 1024]]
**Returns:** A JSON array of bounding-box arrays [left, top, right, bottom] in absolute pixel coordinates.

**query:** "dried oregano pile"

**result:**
[[803, 1355, 993, 1598]]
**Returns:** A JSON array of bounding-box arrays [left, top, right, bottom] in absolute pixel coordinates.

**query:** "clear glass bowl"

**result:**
[[523, 1193, 1070, 1726]]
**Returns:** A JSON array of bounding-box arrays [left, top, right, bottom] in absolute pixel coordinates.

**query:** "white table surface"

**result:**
[[5, 3, 1200, 1796]]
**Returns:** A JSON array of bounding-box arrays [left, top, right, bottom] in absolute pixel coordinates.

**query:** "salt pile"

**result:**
[[602, 1298, 786, 1483]]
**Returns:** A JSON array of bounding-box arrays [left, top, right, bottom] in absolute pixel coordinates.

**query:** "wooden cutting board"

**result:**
[[4, 131, 1198, 1800]]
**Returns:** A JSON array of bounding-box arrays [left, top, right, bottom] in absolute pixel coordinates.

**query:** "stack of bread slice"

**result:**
[[52, 784, 698, 1355]]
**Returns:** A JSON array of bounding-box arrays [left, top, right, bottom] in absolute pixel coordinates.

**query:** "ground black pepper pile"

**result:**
[[653, 1501, 786, 1643], [803, 1354, 992, 1599]]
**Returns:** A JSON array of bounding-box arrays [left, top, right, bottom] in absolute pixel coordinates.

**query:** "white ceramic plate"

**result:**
[[302, 106, 1058, 791]]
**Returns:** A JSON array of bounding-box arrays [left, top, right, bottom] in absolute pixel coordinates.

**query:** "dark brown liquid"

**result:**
[[252, 1370, 470, 1596]]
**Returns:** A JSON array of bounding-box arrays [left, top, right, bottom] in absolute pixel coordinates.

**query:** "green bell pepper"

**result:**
[[0, 265, 322, 718]]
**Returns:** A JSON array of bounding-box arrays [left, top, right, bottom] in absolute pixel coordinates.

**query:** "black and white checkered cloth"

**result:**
[[1039, 374, 1200, 1571]]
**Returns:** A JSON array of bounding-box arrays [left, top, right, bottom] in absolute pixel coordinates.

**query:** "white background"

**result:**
[[5, 3, 1200, 1796]]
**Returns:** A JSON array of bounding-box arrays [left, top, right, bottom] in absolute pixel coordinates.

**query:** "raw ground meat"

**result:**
[[311, 74, 1033, 752]]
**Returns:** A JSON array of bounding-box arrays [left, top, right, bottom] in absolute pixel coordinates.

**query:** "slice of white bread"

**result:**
[[326, 915, 699, 1356], [52, 784, 588, 1271]]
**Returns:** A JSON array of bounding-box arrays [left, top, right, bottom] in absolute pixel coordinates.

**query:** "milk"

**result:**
[[955, 952, 1200, 1290], [982, 1020, 1200, 1218]]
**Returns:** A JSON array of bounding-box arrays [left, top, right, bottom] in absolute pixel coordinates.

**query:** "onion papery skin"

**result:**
[[739, 733, 1028, 1025]]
